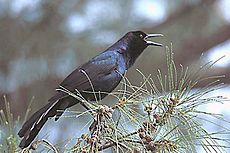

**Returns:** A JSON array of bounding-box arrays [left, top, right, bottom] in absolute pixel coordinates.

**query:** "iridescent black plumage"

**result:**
[[18, 31, 163, 148]]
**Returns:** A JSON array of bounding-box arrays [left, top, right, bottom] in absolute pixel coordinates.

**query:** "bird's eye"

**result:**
[[139, 34, 144, 38]]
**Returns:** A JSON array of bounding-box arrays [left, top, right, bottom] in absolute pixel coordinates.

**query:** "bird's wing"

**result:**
[[59, 52, 118, 92]]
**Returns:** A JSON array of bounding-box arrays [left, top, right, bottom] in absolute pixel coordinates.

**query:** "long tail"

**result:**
[[18, 93, 75, 149]]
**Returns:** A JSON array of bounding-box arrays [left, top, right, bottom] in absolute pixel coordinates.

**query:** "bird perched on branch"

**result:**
[[18, 31, 163, 149]]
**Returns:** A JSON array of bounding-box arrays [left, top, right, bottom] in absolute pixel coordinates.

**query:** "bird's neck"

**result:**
[[119, 48, 145, 69], [108, 37, 146, 69], [124, 46, 146, 69], [124, 51, 141, 68]]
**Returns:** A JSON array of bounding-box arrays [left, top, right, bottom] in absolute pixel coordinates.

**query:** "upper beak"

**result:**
[[144, 34, 164, 47]]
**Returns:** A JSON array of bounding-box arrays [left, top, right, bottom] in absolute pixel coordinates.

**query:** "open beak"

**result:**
[[144, 34, 163, 46]]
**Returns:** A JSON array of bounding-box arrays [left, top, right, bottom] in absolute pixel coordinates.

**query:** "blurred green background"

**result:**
[[0, 0, 230, 150]]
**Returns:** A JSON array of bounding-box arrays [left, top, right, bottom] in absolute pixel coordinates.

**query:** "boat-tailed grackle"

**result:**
[[18, 31, 163, 149]]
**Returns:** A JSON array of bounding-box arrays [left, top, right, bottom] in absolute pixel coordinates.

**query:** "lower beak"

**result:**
[[145, 34, 163, 46]]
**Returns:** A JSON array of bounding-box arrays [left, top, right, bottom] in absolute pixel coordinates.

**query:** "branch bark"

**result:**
[[175, 24, 230, 66]]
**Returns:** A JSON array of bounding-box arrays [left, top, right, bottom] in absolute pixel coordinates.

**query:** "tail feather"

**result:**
[[19, 113, 49, 148], [18, 100, 60, 148], [18, 102, 55, 137], [54, 101, 69, 121], [18, 92, 77, 148], [18, 92, 73, 149]]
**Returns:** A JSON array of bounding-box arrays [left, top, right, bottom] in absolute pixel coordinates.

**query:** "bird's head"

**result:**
[[118, 31, 163, 68], [126, 31, 163, 48]]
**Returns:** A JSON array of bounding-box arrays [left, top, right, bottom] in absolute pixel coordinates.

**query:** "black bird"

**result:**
[[18, 31, 163, 149]]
